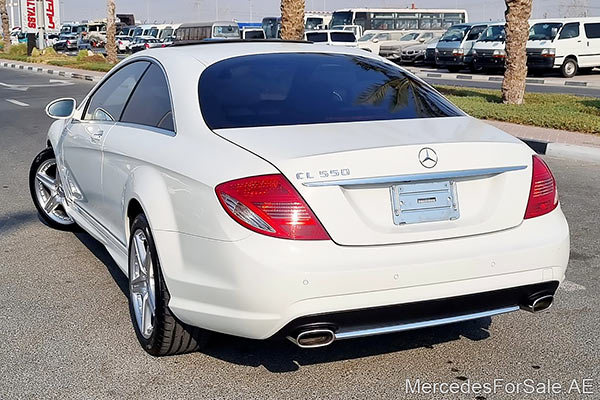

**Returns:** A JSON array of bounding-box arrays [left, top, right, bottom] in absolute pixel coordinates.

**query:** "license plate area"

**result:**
[[390, 181, 460, 225]]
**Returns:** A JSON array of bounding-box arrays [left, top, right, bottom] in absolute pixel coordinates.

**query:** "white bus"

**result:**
[[330, 8, 468, 32], [175, 22, 240, 42]]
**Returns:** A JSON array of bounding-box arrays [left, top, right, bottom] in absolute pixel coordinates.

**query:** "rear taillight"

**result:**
[[525, 156, 558, 219], [216, 174, 330, 240], [145, 43, 150, 49]]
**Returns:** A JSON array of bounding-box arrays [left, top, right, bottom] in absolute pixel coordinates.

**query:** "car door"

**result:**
[[557, 22, 587, 66], [583, 22, 600, 67], [101, 62, 176, 244], [61, 61, 150, 226]]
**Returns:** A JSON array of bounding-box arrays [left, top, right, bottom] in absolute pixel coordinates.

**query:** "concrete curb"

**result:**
[[0, 61, 103, 83], [520, 139, 600, 162], [408, 67, 599, 89]]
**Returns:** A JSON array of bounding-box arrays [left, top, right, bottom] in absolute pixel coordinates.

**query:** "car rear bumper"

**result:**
[[154, 206, 569, 340]]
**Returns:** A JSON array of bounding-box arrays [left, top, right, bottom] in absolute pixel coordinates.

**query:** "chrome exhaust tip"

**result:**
[[287, 328, 335, 349], [522, 294, 554, 313]]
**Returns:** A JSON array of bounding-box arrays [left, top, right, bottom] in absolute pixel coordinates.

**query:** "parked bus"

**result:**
[[330, 8, 468, 32], [175, 22, 240, 42]]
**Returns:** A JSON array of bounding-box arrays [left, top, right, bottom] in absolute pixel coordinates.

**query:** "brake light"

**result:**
[[145, 43, 150, 49], [524, 156, 558, 219], [216, 174, 330, 240]]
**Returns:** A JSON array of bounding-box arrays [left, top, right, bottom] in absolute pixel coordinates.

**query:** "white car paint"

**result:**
[[44, 43, 569, 343]]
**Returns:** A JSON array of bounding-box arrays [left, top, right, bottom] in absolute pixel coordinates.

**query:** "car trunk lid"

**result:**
[[215, 116, 533, 246]]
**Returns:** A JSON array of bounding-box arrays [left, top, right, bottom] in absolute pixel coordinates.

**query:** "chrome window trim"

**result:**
[[114, 121, 176, 137], [302, 165, 528, 187]]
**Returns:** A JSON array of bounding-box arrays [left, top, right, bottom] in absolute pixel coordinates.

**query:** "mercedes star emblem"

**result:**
[[419, 148, 438, 169]]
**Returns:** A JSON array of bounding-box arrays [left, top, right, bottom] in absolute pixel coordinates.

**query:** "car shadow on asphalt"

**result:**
[[203, 318, 492, 373], [0, 210, 40, 235], [74, 232, 129, 296], [73, 230, 493, 373]]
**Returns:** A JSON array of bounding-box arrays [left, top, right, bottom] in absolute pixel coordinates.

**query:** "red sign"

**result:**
[[46, 0, 56, 29], [26, 0, 36, 29]]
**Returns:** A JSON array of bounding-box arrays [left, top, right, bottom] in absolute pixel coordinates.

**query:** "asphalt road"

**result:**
[[1, 67, 599, 399]]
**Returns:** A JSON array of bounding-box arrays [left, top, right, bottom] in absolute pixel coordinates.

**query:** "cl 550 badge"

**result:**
[[296, 169, 351, 180]]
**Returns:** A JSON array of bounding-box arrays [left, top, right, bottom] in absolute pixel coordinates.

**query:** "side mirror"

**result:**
[[46, 98, 76, 119], [419, 38, 426, 43], [372, 38, 379, 43]]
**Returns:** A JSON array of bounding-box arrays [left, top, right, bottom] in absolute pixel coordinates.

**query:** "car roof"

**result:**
[[129, 41, 379, 67]]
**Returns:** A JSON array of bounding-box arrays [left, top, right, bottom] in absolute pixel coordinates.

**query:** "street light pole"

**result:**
[[36, 0, 46, 49]]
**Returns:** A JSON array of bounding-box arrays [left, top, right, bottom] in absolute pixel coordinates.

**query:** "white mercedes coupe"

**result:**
[[30, 41, 570, 356]]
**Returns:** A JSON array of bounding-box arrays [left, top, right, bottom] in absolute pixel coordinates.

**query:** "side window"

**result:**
[[84, 61, 149, 121], [584, 23, 600, 39], [467, 26, 486, 41], [120, 63, 175, 132], [559, 23, 580, 39]]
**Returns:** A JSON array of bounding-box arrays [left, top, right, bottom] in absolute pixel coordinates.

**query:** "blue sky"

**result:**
[[57, 0, 598, 25]]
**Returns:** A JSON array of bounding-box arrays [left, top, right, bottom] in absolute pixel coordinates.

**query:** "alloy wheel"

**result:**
[[33, 158, 74, 225], [130, 229, 156, 339]]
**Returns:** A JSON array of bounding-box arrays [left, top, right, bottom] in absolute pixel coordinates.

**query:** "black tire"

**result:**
[[128, 214, 210, 356], [447, 66, 462, 73], [561, 58, 578, 78], [29, 147, 78, 231]]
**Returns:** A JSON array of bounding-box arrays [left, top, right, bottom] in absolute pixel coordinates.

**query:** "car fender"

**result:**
[[46, 119, 68, 149], [123, 166, 178, 239]]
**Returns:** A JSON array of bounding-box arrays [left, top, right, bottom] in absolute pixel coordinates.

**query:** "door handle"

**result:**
[[89, 129, 104, 143]]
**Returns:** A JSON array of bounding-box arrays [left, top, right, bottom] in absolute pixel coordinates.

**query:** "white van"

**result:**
[[527, 18, 600, 78], [305, 30, 357, 47], [471, 23, 506, 72]]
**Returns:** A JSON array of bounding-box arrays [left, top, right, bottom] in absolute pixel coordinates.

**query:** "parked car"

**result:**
[[379, 31, 441, 61], [31, 42, 569, 356], [424, 38, 439, 65], [357, 30, 405, 54], [130, 37, 162, 53], [77, 33, 92, 51], [305, 30, 357, 47], [436, 23, 489, 72], [241, 28, 266, 40], [53, 34, 78, 51], [527, 18, 600, 78], [116, 35, 133, 52], [400, 37, 441, 64]]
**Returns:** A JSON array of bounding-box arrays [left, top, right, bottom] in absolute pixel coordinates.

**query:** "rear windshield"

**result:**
[[306, 32, 328, 42], [198, 53, 463, 130], [331, 32, 355, 42]]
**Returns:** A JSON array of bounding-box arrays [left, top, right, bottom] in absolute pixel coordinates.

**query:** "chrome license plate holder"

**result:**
[[390, 180, 460, 225]]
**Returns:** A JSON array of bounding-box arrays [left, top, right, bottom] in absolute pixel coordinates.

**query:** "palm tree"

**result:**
[[106, 0, 118, 64], [280, 0, 305, 40], [0, 0, 11, 52], [501, 0, 533, 104]]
